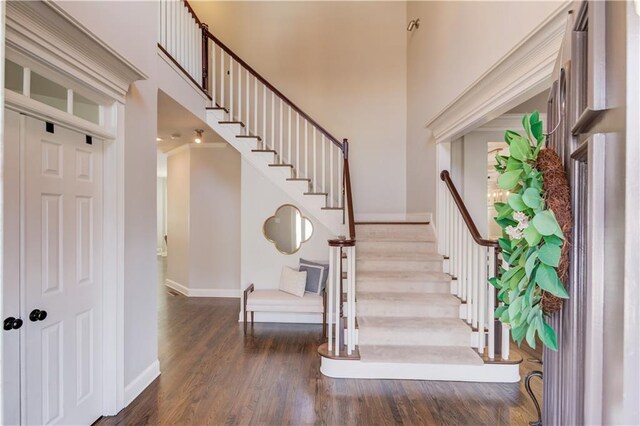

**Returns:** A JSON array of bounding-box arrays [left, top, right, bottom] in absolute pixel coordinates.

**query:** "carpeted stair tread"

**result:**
[[358, 345, 483, 365], [357, 270, 451, 282], [357, 292, 460, 305], [357, 251, 444, 261], [358, 317, 469, 330]]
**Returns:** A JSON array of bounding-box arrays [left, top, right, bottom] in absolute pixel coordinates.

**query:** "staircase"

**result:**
[[159, 0, 517, 383], [320, 222, 520, 382]]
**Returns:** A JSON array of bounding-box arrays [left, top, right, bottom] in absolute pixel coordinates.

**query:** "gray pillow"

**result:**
[[299, 258, 329, 295]]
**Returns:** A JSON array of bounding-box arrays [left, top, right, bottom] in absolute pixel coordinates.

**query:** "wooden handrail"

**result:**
[[205, 30, 343, 151], [440, 170, 498, 248], [343, 139, 356, 240]]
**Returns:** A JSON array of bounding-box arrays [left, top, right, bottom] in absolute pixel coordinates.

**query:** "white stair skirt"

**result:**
[[320, 357, 520, 383]]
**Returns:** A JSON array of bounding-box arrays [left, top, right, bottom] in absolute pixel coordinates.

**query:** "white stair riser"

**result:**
[[303, 195, 328, 212], [207, 111, 345, 235], [356, 241, 437, 256], [358, 328, 470, 347], [357, 301, 459, 318], [356, 280, 450, 293], [356, 225, 436, 242], [357, 259, 443, 272]]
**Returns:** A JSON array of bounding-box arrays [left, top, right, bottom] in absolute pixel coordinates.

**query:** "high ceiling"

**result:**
[[157, 91, 226, 153]]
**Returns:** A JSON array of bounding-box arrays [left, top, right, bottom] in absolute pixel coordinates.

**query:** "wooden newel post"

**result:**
[[201, 23, 209, 93], [343, 138, 349, 159]]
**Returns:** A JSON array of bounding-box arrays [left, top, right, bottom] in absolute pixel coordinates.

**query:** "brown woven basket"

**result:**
[[536, 148, 572, 314]]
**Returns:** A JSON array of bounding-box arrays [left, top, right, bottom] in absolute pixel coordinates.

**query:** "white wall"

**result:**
[[166, 145, 241, 296], [241, 158, 333, 322], [192, 1, 408, 218], [406, 0, 565, 216], [166, 148, 190, 287], [56, 0, 211, 396], [157, 177, 167, 255], [188, 145, 240, 294]]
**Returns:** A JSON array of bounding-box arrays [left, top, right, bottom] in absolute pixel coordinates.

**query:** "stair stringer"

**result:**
[[205, 109, 346, 236]]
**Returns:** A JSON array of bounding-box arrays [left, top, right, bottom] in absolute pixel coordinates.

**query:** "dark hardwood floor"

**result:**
[[97, 259, 543, 425]]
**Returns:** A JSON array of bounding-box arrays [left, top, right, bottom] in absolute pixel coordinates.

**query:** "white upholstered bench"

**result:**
[[243, 284, 326, 336]]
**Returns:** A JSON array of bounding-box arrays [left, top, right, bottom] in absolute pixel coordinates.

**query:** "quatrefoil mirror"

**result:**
[[263, 204, 313, 254]]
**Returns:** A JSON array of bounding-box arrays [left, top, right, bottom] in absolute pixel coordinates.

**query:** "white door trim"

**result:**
[[2, 2, 145, 419]]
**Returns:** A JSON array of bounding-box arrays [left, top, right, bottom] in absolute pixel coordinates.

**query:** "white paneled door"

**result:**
[[20, 115, 104, 425]]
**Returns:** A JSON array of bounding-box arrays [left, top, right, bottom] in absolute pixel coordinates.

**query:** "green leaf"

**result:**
[[507, 194, 528, 212], [526, 320, 537, 349], [538, 244, 561, 267], [522, 188, 543, 210], [509, 135, 531, 162], [512, 323, 527, 345], [523, 225, 542, 246], [504, 130, 521, 145], [543, 235, 564, 246], [525, 252, 538, 278], [537, 317, 558, 351], [498, 238, 512, 252], [496, 205, 515, 221], [522, 114, 532, 141], [506, 156, 524, 171], [532, 211, 561, 236], [535, 264, 569, 298], [499, 305, 510, 321], [531, 120, 543, 143], [498, 170, 522, 191], [495, 305, 507, 318]]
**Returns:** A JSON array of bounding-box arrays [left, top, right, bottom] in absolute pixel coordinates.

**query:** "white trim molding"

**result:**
[[166, 142, 228, 157], [425, 2, 572, 143], [165, 279, 240, 298], [5, 1, 146, 104], [124, 360, 160, 407]]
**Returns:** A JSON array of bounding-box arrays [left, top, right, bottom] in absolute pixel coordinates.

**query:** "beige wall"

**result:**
[[167, 148, 191, 287], [406, 0, 565, 216], [189, 146, 241, 293], [192, 1, 408, 217], [167, 145, 241, 294]]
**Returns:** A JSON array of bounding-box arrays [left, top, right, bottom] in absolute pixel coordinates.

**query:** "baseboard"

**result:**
[[124, 360, 160, 406], [165, 279, 239, 298], [189, 288, 240, 298], [355, 212, 432, 222], [237, 311, 323, 324]]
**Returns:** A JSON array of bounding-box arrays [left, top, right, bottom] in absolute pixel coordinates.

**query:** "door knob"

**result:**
[[3, 317, 23, 330], [29, 309, 47, 322]]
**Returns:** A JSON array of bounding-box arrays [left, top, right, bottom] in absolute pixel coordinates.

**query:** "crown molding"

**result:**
[[426, 2, 572, 143], [5, 0, 147, 104]]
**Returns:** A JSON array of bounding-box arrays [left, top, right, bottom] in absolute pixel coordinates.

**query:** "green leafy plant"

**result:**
[[490, 111, 568, 351]]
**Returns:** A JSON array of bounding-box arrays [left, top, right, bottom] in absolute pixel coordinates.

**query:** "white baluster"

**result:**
[[220, 49, 225, 108], [328, 246, 334, 352], [270, 91, 275, 150], [350, 245, 357, 352], [313, 130, 317, 190], [304, 121, 309, 179], [477, 245, 486, 354], [466, 232, 472, 323], [472, 240, 478, 329], [488, 247, 496, 359], [287, 107, 292, 164], [296, 113, 300, 173], [334, 247, 341, 356], [322, 135, 327, 194], [211, 43, 216, 103], [229, 59, 234, 120], [262, 84, 267, 142], [279, 100, 284, 161], [245, 71, 250, 132], [254, 77, 258, 137], [329, 143, 334, 208], [238, 66, 243, 124]]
